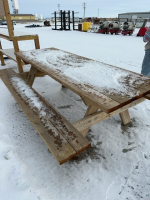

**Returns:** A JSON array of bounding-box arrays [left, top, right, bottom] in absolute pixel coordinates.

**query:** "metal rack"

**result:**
[[52, 10, 71, 31], [52, 10, 79, 31], [72, 11, 80, 30]]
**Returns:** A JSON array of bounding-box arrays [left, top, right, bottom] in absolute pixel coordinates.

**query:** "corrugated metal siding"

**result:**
[[118, 13, 150, 22], [0, 0, 5, 17]]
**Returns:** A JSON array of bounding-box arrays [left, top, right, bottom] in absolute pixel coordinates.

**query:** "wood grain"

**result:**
[[15, 48, 150, 113], [0, 68, 91, 164]]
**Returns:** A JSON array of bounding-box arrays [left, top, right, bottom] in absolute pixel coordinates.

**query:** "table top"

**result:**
[[16, 48, 150, 113]]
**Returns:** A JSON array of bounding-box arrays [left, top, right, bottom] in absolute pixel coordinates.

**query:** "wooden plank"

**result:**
[[81, 105, 98, 137], [37, 91, 91, 154], [0, 41, 5, 66], [13, 35, 38, 41], [0, 48, 28, 65], [0, 29, 37, 41], [19, 71, 47, 80], [48, 48, 150, 105], [2, 0, 14, 40], [26, 65, 38, 86], [72, 98, 145, 132], [15, 48, 150, 113], [13, 38, 23, 73], [0, 69, 76, 165], [145, 94, 150, 100], [0, 33, 10, 41], [15, 49, 121, 113], [0, 68, 91, 164], [119, 110, 131, 125], [0, 48, 16, 62], [34, 35, 40, 49]]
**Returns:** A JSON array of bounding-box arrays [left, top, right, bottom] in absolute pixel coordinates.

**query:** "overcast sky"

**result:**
[[8, 0, 150, 18]]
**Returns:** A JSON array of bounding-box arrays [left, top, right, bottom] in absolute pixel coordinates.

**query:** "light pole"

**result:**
[[83, 2, 87, 19]]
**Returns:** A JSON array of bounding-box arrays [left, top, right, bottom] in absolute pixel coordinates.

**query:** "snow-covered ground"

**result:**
[[0, 23, 150, 200]]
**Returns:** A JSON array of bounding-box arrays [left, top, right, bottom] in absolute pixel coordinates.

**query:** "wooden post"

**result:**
[[34, 35, 40, 49], [119, 110, 131, 125], [13, 38, 23, 73], [0, 41, 5, 66], [26, 65, 38, 87], [2, 0, 14, 40], [80, 105, 99, 137]]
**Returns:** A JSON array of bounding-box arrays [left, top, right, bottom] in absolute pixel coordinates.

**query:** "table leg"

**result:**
[[13, 38, 23, 73], [119, 109, 131, 125], [0, 41, 5, 66], [34, 35, 40, 49], [26, 65, 38, 87], [80, 105, 99, 137]]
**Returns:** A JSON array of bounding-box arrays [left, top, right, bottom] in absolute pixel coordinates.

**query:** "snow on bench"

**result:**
[[0, 68, 91, 165]]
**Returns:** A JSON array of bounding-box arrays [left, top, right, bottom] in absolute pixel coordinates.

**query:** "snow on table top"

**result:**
[[20, 48, 150, 99]]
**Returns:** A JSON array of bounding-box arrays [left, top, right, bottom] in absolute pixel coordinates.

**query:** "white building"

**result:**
[[118, 12, 150, 22]]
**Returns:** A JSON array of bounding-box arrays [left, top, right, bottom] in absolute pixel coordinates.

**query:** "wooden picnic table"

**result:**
[[1, 47, 150, 164], [15, 47, 150, 136]]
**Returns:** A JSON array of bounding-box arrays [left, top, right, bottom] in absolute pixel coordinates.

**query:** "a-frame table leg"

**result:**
[[34, 35, 40, 49], [80, 105, 99, 137], [0, 41, 5, 66], [13, 38, 23, 73], [119, 110, 131, 125], [26, 65, 38, 87]]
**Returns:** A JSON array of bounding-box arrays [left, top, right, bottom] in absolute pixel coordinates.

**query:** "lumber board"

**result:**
[[15, 48, 150, 113], [13, 38, 24, 73], [0, 41, 5, 65], [19, 71, 47, 80], [34, 35, 40, 49], [80, 105, 98, 137], [145, 94, 150, 100], [26, 65, 38, 86], [0, 68, 91, 164], [0, 29, 37, 41], [119, 110, 131, 125], [15, 49, 121, 113], [2, 0, 14, 40], [72, 98, 145, 132], [0, 48, 17, 62]]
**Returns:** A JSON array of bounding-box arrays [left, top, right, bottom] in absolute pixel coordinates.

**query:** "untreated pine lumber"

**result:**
[[82, 97, 131, 126], [145, 94, 150, 100], [19, 71, 47, 80], [80, 105, 99, 137], [26, 65, 38, 86], [0, 68, 91, 164], [15, 49, 121, 114], [13, 38, 23, 73], [13, 35, 39, 41], [119, 110, 131, 125], [2, 0, 14, 40], [0, 42, 5, 66], [34, 35, 40, 49], [72, 97, 145, 133]]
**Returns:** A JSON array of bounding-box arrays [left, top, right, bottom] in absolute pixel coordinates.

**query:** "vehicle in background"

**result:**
[[121, 22, 135, 36], [0, 20, 16, 25]]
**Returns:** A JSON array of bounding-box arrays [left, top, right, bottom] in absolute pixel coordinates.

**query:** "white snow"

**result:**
[[0, 23, 150, 200], [22, 48, 150, 99]]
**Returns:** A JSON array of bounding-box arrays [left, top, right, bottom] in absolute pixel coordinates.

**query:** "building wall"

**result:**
[[118, 13, 150, 22], [4, 15, 35, 20], [0, 0, 5, 19]]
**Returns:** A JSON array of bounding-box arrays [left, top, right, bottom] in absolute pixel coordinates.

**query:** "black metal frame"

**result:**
[[72, 11, 80, 30], [52, 10, 71, 31]]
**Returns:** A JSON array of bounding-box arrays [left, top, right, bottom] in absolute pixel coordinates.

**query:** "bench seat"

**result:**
[[0, 68, 91, 164]]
